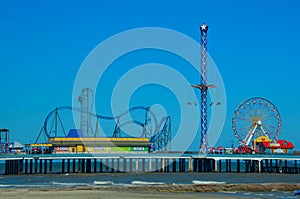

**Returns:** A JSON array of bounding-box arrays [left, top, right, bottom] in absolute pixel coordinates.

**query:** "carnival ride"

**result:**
[[232, 97, 294, 154], [192, 23, 212, 154], [33, 105, 171, 153]]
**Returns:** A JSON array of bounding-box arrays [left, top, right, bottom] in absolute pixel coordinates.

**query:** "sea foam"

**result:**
[[131, 181, 165, 185], [51, 182, 89, 186], [192, 180, 226, 185], [93, 181, 113, 185]]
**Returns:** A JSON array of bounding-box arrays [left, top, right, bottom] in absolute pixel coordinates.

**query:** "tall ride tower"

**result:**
[[78, 88, 94, 137], [192, 23, 213, 153]]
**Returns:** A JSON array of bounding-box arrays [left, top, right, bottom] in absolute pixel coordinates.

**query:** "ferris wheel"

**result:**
[[232, 97, 282, 146]]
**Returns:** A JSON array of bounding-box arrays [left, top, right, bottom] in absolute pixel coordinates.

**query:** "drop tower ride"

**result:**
[[192, 23, 213, 153]]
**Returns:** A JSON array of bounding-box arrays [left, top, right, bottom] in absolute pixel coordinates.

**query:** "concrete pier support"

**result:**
[[86, 159, 91, 173], [99, 159, 103, 173], [18, 159, 23, 174], [214, 159, 218, 172], [179, 158, 185, 172], [166, 158, 170, 172], [25, 159, 28, 174], [236, 159, 240, 173], [44, 159, 47, 174], [81, 159, 85, 173], [72, 159, 76, 173], [48, 159, 52, 174], [123, 158, 126, 172], [142, 158, 145, 172], [178, 158, 182, 172], [193, 158, 197, 172], [265, 159, 268, 172], [94, 159, 97, 173], [275, 160, 279, 173], [67, 159, 71, 173], [198, 159, 203, 172], [284, 160, 288, 173], [105, 159, 109, 173], [203, 159, 211, 172], [155, 158, 158, 172], [279, 160, 283, 173], [117, 158, 120, 172], [39, 159, 42, 174], [78, 159, 81, 173], [3, 156, 300, 175], [111, 158, 115, 173], [129, 158, 133, 172], [34, 158, 38, 174], [172, 159, 176, 172], [30, 159, 33, 174], [225, 159, 229, 172], [245, 160, 250, 173], [135, 158, 139, 173], [62, 159, 65, 173], [7, 160, 11, 174], [162, 158, 165, 172], [148, 158, 152, 172], [188, 157, 193, 172], [4, 160, 9, 174], [258, 160, 262, 173]]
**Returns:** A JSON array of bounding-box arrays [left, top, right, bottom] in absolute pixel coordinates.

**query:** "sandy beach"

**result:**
[[0, 183, 299, 199], [0, 189, 258, 199], [0, 189, 231, 199]]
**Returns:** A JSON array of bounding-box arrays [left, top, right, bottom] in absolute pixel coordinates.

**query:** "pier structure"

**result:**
[[1, 154, 300, 175]]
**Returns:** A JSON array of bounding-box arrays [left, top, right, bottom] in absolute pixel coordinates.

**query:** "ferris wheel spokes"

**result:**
[[242, 123, 258, 146], [242, 120, 269, 146]]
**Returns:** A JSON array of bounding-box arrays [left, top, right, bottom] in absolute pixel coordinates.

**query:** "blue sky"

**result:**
[[0, 0, 300, 150]]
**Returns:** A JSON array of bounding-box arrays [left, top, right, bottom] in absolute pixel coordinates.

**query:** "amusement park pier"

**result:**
[[1, 23, 299, 176]]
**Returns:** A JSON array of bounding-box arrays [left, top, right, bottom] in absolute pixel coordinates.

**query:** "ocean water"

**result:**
[[0, 159, 300, 198], [0, 172, 299, 198]]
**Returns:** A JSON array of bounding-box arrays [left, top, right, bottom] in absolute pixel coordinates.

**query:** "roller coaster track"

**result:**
[[150, 116, 171, 152], [42, 106, 171, 151]]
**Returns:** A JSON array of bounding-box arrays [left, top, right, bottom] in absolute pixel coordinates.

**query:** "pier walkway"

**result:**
[[1, 153, 300, 175]]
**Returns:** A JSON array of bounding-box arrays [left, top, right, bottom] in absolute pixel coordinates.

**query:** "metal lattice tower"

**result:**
[[78, 88, 94, 137], [0, 128, 9, 153], [192, 23, 213, 154]]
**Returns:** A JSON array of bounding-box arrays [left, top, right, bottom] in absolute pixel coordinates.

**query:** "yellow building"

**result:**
[[50, 137, 151, 153]]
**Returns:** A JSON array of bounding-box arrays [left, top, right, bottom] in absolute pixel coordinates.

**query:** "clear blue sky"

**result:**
[[0, 0, 300, 150]]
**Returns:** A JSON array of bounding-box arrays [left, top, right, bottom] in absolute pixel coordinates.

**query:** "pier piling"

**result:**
[[1, 155, 300, 175]]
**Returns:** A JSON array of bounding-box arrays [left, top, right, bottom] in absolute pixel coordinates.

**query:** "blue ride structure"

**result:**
[[33, 105, 171, 153]]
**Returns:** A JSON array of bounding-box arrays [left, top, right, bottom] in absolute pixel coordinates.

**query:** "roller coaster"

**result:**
[[34, 105, 171, 152]]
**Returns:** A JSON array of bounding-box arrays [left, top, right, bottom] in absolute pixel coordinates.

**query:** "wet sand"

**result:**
[[0, 183, 299, 199], [0, 189, 232, 199]]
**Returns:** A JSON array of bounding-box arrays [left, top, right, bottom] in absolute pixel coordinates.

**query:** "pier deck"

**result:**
[[1, 153, 300, 175]]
